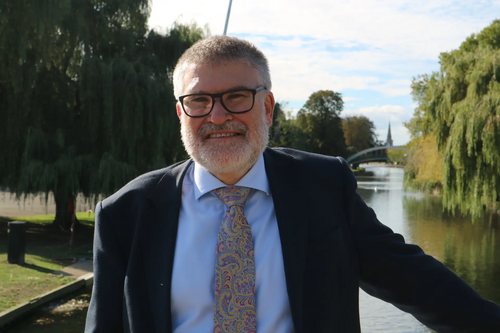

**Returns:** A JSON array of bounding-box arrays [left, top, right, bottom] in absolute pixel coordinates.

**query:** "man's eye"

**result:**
[[190, 96, 210, 103], [226, 92, 249, 100]]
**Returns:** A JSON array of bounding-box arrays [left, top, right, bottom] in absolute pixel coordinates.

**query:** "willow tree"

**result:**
[[297, 90, 348, 157], [0, 1, 204, 229], [411, 20, 500, 218]]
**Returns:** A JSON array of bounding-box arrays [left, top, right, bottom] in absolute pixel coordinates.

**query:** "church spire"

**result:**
[[385, 123, 393, 146]]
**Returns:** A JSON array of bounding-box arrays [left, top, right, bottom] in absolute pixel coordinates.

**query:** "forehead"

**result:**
[[182, 61, 260, 94]]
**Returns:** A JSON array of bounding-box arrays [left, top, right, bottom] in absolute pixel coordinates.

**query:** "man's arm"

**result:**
[[85, 201, 126, 332], [339, 158, 500, 332]]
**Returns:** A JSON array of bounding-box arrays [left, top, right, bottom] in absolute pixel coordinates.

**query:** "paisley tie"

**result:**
[[212, 186, 257, 333]]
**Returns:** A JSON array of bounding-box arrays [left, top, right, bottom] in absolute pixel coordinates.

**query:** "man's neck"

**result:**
[[200, 153, 264, 185], [210, 169, 251, 185]]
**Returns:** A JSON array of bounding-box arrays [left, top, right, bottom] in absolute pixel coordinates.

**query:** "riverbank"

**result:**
[[352, 162, 405, 177], [0, 268, 93, 329]]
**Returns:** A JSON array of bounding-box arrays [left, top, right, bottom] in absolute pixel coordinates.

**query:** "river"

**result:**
[[358, 165, 500, 332], [5, 165, 500, 332]]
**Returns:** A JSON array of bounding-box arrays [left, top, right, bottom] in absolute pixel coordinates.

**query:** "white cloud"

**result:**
[[345, 105, 407, 118], [148, 0, 498, 100], [391, 125, 411, 146], [148, 0, 500, 146], [149, 0, 499, 60], [371, 80, 413, 97], [284, 108, 301, 119]]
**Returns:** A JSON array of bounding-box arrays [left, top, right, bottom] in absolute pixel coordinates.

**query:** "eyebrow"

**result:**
[[188, 85, 254, 95]]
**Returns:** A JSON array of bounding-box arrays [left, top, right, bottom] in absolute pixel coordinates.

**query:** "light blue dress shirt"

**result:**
[[171, 155, 294, 332]]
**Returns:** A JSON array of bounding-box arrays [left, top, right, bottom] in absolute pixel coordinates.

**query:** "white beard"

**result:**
[[180, 113, 269, 176]]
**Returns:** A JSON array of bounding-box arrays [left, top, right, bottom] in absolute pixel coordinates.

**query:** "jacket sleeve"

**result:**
[[339, 158, 500, 333], [85, 201, 126, 332]]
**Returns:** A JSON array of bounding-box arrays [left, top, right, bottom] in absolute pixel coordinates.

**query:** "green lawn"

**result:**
[[0, 214, 94, 313], [0, 254, 75, 312], [12, 211, 96, 227]]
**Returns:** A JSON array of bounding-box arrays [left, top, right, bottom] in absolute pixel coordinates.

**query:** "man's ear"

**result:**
[[176, 103, 182, 120], [264, 91, 275, 127]]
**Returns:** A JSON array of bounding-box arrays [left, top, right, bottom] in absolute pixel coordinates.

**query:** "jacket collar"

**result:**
[[142, 159, 192, 332]]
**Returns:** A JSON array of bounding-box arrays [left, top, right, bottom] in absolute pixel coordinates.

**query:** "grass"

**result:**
[[0, 214, 94, 313], [12, 212, 96, 227], [0, 255, 74, 312]]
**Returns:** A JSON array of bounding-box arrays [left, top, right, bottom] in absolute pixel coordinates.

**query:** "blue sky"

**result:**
[[149, 0, 500, 145]]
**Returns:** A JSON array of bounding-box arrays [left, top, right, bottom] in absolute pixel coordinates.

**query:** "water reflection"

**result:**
[[358, 165, 500, 332], [403, 196, 500, 304], [357, 166, 431, 332]]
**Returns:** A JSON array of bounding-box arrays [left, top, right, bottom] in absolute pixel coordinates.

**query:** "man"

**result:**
[[85, 36, 500, 332]]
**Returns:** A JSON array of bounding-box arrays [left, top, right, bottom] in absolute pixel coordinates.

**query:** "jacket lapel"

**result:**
[[264, 148, 309, 332], [140, 160, 192, 333]]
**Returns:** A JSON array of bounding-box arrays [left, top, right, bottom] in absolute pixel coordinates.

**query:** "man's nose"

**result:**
[[207, 98, 233, 124]]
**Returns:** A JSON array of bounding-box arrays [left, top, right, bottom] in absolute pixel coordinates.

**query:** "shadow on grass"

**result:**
[[18, 262, 55, 274]]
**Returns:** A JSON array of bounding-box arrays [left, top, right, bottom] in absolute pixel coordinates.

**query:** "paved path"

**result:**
[[52, 260, 94, 278]]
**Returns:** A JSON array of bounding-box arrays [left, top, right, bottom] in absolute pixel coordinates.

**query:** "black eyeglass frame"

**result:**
[[178, 86, 267, 118]]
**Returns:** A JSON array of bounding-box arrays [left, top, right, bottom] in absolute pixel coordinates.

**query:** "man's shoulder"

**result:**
[[101, 159, 192, 208], [264, 147, 354, 187], [264, 147, 357, 197], [265, 147, 348, 169]]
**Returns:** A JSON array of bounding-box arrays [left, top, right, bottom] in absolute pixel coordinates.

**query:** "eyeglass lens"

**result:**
[[182, 90, 254, 116]]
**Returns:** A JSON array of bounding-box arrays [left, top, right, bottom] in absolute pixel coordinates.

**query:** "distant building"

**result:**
[[385, 123, 393, 146]]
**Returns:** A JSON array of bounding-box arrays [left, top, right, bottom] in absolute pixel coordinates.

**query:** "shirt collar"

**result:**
[[193, 154, 270, 200]]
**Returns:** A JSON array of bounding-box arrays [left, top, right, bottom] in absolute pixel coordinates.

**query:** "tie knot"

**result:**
[[212, 186, 251, 208]]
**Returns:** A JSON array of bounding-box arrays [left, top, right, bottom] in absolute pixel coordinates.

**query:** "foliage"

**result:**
[[408, 20, 500, 217], [268, 102, 310, 150], [404, 135, 444, 193], [0, 1, 205, 229], [387, 148, 407, 164], [268, 102, 286, 146], [404, 74, 437, 140], [296, 90, 348, 157], [342, 115, 377, 154]]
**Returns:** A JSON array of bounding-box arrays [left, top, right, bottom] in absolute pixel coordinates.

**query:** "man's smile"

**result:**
[[206, 132, 242, 139]]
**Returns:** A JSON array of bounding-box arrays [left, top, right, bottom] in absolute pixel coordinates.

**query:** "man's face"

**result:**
[[177, 61, 274, 182]]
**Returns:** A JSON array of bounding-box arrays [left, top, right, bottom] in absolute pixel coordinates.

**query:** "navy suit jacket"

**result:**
[[85, 148, 500, 332]]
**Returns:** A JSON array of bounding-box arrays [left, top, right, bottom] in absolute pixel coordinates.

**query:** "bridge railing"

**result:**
[[346, 146, 408, 164]]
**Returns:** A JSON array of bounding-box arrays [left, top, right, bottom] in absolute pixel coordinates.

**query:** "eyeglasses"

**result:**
[[178, 86, 266, 118]]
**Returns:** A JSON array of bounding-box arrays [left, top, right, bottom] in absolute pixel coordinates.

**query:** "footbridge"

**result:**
[[346, 146, 408, 164]]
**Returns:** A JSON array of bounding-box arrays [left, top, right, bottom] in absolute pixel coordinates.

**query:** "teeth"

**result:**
[[209, 133, 238, 138]]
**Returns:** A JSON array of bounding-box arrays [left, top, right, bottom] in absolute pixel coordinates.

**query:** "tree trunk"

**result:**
[[53, 193, 78, 231]]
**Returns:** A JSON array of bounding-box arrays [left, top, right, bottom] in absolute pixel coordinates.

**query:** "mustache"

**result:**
[[197, 121, 249, 138]]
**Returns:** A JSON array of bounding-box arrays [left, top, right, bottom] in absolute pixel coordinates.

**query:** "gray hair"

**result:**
[[173, 36, 272, 99]]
